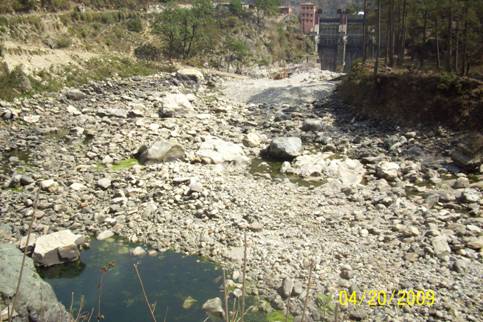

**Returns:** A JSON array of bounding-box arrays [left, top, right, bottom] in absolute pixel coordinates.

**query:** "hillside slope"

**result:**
[[0, 6, 314, 101]]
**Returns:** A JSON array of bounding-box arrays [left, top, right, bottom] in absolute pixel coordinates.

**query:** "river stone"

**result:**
[[23, 115, 40, 123], [66, 105, 81, 115], [292, 280, 303, 296], [453, 177, 470, 189], [97, 230, 114, 241], [32, 230, 84, 266], [19, 233, 37, 252], [138, 141, 185, 164], [266, 137, 303, 160], [176, 68, 204, 83], [243, 132, 261, 147], [461, 188, 480, 203], [70, 182, 85, 191], [189, 178, 203, 193], [65, 89, 87, 100], [1, 109, 14, 120], [20, 175, 34, 186], [466, 237, 483, 250], [432, 235, 451, 259], [202, 297, 224, 320], [159, 93, 194, 117], [97, 177, 111, 190], [451, 133, 482, 169], [131, 246, 146, 256], [197, 136, 248, 164], [97, 107, 128, 118], [39, 179, 59, 192], [288, 153, 365, 186], [281, 277, 294, 298], [302, 118, 323, 131], [376, 161, 400, 181], [0, 243, 70, 321]]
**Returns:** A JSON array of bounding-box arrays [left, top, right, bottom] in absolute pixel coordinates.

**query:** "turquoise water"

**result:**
[[38, 238, 223, 322]]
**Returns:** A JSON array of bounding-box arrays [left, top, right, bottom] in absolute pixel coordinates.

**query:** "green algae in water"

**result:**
[[111, 158, 139, 171], [250, 157, 325, 188], [38, 239, 275, 321], [266, 310, 294, 322], [38, 239, 222, 322]]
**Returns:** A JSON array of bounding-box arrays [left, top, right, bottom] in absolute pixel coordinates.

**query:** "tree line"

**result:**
[[358, 0, 482, 76], [153, 0, 283, 65]]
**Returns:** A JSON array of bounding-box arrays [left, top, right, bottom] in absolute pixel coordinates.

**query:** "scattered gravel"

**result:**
[[0, 67, 481, 321]]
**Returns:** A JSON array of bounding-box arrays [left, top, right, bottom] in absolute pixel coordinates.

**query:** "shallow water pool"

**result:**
[[39, 238, 222, 322]]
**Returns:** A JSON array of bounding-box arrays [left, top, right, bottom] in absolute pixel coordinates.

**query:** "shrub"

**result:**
[[0, 65, 33, 100], [12, 0, 37, 12], [134, 44, 162, 61], [42, 0, 71, 11], [0, 0, 15, 14], [55, 35, 73, 48], [126, 16, 143, 32]]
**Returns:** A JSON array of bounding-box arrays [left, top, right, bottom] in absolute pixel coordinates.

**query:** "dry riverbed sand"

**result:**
[[0, 67, 481, 321]]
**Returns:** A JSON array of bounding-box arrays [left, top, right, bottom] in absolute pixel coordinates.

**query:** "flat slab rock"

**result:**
[[32, 230, 85, 267]]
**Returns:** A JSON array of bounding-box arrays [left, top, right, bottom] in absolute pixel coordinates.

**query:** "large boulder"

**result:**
[[137, 141, 185, 164], [288, 153, 366, 186], [451, 133, 482, 169], [196, 137, 248, 164], [266, 137, 303, 160], [32, 230, 84, 267], [0, 243, 70, 321], [159, 93, 194, 117], [176, 68, 204, 83]]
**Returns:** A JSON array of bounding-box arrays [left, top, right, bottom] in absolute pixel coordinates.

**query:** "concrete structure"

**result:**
[[279, 6, 293, 15], [318, 12, 365, 72], [300, 3, 319, 34]]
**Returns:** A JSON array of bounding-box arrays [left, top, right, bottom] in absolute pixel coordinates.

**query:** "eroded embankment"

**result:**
[[336, 66, 483, 131]]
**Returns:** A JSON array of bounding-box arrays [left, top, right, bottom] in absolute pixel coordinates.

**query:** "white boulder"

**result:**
[[159, 93, 194, 117], [32, 230, 84, 267], [197, 136, 248, 164], [288, 153, 366, 186]]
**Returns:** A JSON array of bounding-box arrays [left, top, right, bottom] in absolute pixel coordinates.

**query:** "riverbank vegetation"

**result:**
[[337, 63, 483, 130], [338, 0, 482, 129], [355, 0, 483, 77], [0, 0, 314, 101]]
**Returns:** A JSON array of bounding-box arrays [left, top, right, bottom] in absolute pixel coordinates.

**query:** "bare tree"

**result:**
[[374, 0, 382, 77]]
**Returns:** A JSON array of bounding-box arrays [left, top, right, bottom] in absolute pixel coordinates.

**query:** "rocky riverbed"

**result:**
[[0, 66, 481, 321]]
